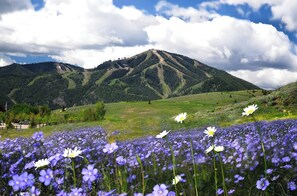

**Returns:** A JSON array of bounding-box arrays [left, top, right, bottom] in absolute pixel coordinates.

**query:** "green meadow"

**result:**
[[1, 90, 296, 140]]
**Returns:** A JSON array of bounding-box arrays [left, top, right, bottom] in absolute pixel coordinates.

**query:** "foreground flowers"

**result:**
[[156, 130, 170, 138], [63, 147, 82, 158], [204, 127, 217, 137], [1, 120, 297, 195], [174, 112, 187, 123], [256, 178, 269, 191], [103, 142, 118, 154], [34, 158, 50, 169], [82, 165, 98, 182], [205, 145, 224, 153], [242, 104, 258, 116]]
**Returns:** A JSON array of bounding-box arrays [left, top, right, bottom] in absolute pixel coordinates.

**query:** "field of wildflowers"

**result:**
[[0, 105, 297, 195]]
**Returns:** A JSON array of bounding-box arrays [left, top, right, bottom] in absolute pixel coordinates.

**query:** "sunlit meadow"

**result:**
[[0, 106, 297, 195]]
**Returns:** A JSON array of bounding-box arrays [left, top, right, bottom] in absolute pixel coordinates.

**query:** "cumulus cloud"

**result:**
[[218, 0, 297, 32], [0, 0, 32, 15], [155, 0, 219, 22], [0, 54, 15, 67], [219, 0, 281, 10], [145, 15, 297, 71], [0, 0, 156, 65], [229, 68, 297, 89], [50, 45, 155, 69], [271, 1, 297, 31]]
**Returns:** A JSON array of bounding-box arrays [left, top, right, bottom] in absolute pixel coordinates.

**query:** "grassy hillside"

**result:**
[[2, 88, 296, 141]]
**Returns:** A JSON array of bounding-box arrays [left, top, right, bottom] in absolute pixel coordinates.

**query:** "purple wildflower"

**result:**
[[20, 172, 34, 188], [234, 174, 244, 183], [152, 184, 168, 196], [39, 168, 53, 186], [29, 186, 41, 196], [70, 188, 84, 196], [217, 188, 224, 195], [103, 143, 118, 154], [32, 131, 44, 141], [228, 189, 235, 195], [8, 172, 34, 191], [8, 174, 23, 191], [167, 191, 176, 196], [82, 165, 98, 182], [97, 189, 116, 196], [256, 178, 269, 190], [288, 181, 297, 191], [116, 156, 126, 165], [266, 169, 273, 174], [57, 190, 68, 196], [48, 153, 63, 167]]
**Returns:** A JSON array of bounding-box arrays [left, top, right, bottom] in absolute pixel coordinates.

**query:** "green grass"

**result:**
[[27, 74, 50, 86], [62, 73, 76, 89], [1, 90, 296, 141]]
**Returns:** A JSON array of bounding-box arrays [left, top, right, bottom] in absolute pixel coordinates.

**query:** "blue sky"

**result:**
[[0, 0, 297, 89]]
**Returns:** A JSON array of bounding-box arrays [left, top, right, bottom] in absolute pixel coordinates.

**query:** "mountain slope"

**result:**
[[0, 49, 260, 109]]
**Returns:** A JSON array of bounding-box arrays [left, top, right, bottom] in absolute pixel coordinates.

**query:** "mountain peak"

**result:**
[[0, 49, 259, 108]]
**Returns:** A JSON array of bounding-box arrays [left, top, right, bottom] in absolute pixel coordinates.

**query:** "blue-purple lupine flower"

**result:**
[[32, 131, 44, 141], [151, 184, 168, 196], [134, 193, 143, 196], [234, 174, 244, 183], [8, 172, 34, 191], [266, 169, 273, 174], [256, 178, 270, 190], [97, 189, 116, 196], [39, 168, 53, 186], [48, 153, 63, 166], [217, 188, 224, 195], [20, 172, 34, 188], [8, 174, 24, 191], [57, 190, 68, 196], [288, 181, 297, 191], [228, 189, 235, 195], [29, 186, 41, 196], [82, 164, 98, 182], [167, 191, 176, 196], [70, 188, 84, 195], [103, 143, 118, 154], [116, 156, 126, 165]]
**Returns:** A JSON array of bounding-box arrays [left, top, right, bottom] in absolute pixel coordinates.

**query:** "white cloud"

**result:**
[[218, 0, 297, 32], [271, 1, 297, 31], [219, 0, 281, 10], [50, 45, 155, 69], [145, 15, 297, 71], [0, 0, 157, 65], [155, 0, 219, 22], [0, 0, 32, 15], [229, 68, 297, 89], [0, 54, 14, 67]]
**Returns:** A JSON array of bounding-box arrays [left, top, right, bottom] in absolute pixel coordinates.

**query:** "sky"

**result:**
[[1, 0, 297, 89]]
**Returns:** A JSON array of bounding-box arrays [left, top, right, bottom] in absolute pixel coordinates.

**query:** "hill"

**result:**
[[0, 49, 259, 109]]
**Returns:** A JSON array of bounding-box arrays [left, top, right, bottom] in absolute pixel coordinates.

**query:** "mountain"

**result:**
[[0, 49, 259, 109]]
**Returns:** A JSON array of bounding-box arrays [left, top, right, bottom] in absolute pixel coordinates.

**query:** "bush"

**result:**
[[82, 101, 106, 121]]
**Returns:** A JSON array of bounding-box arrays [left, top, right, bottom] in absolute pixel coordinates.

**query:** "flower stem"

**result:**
[[213, 156, 218, 196], [71, 160, 76, 188], [170, 145, 178, 195], [218, 154, 228, 196], [136, 155, 145, 195], [190, 141, 199, 196], [252, 115, 268, 177]]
